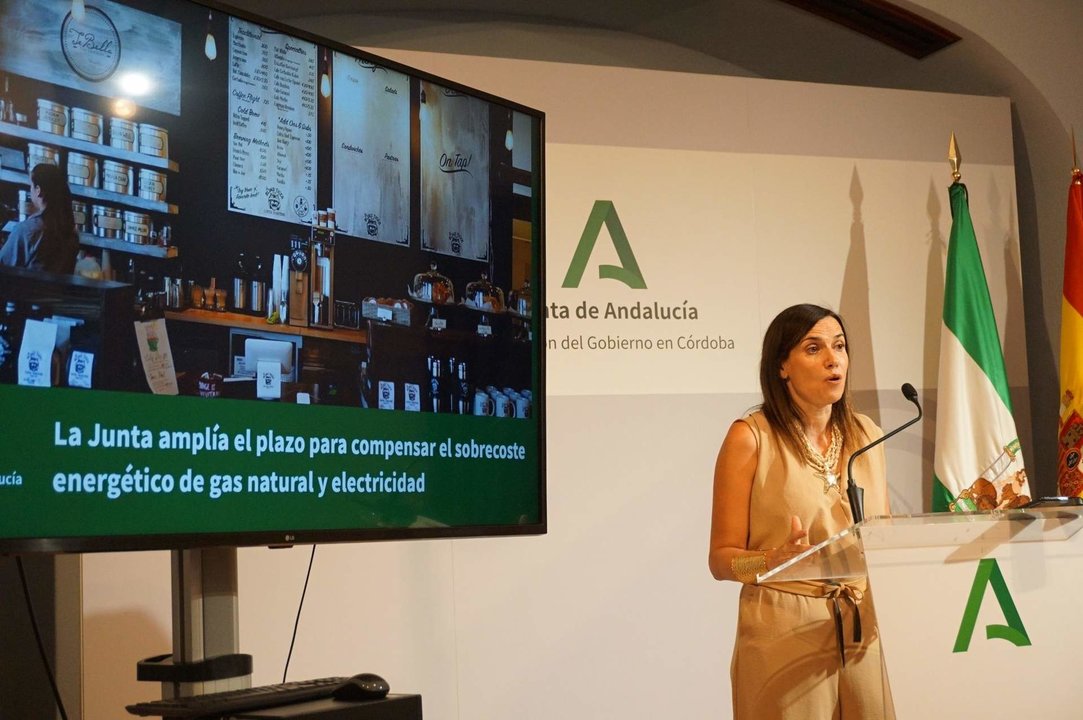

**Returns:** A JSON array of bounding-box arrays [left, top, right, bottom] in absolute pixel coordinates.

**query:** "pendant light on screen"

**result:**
[[320, 49, 331, 98], [112, 98, 136, 118], [204, 11, 217, 61]]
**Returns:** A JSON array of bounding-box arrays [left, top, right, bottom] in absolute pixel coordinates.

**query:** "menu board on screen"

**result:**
[[332, 55, 410, 245], [227, 18, 317, 224], [420, 81, 491, 261]]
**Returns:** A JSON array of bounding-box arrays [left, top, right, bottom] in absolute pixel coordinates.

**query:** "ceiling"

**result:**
[[218, 0, 996, 97]]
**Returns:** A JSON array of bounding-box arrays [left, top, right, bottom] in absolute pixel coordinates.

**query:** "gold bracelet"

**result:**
[[731, 552, 768, 584]]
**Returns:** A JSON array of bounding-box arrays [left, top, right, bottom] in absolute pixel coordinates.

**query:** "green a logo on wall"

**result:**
[[953, 558, 1031, 653], [561, 200, 647, 289]]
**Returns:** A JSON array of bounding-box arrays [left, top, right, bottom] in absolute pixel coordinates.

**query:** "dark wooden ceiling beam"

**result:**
[[778, 0, 960, 58]]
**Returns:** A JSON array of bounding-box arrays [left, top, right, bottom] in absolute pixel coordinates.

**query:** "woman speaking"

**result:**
[[0, 163, 79, 274], [709, 304, 893, 719]]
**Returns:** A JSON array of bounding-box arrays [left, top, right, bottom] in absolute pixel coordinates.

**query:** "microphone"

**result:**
[[846, 383, 923, 524]]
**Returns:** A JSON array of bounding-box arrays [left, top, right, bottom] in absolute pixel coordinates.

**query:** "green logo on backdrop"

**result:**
[[561, 200, 647, 289], [953, 558, 1031, 652]]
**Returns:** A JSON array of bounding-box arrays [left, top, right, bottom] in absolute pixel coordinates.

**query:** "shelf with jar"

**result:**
[[0, 120, 179, 172], [405, 274, 533, 341], [0, 168, 177, 215], [166, 307, 367, 346], [362, 317, 533, 415], [69, 199, 177, 259], [370, 309, 526, 349], [77, 231, 177, 260]]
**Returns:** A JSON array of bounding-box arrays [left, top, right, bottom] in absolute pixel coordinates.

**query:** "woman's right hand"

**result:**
[[765, 515, 809, 571]]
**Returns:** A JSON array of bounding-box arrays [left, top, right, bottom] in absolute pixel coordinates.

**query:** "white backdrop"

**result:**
[[79, 54, 1024, 720]]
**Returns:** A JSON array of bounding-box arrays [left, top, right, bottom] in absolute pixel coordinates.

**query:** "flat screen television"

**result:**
[[0, 0, 545, 553]]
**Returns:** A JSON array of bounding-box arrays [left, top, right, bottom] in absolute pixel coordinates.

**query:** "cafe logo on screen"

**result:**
[[61, 6, 122, 82]]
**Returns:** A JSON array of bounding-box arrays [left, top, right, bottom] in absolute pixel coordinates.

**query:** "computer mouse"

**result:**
[[331, 673, 390, 701]]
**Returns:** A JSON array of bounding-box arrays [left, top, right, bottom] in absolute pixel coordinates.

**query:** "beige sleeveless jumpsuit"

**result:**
[[731, 411, 894, 720]]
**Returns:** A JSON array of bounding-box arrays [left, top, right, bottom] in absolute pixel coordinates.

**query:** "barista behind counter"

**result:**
[[0, 164, 79, 274]]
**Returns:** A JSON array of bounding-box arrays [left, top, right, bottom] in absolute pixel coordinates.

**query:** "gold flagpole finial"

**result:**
[[1073, 126, 1080, 177], [948, 132, 961, 182]]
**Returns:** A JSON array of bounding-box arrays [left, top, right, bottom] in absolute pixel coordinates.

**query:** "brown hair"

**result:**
[[758, 303, 867, 459], [29, 163, 78, 273]]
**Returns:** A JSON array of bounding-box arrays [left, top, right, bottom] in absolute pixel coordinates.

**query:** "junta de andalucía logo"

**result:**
[[953, 558, 1031, 653], [562, 200, 646, 290]]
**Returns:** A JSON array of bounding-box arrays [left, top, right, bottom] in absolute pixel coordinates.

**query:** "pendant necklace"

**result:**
[[801, 425, 842, 494]]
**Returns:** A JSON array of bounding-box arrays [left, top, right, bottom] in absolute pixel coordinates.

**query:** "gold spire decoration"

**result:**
[[948, 132, 961, 182], [1073, 127, 1081, 183]]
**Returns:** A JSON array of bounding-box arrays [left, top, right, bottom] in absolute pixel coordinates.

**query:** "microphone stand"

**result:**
[[846, 383, 923, 525]]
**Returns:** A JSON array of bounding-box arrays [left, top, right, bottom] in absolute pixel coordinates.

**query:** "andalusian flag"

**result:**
[[932, 181, 1030, 511], [1058, 170, 1083, 496]]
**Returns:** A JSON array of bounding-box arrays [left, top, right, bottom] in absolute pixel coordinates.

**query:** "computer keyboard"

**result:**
[[125, 676, 349, 718]]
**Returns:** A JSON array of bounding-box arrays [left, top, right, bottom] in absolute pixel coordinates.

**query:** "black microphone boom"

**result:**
[[846, 383, 923, 524]]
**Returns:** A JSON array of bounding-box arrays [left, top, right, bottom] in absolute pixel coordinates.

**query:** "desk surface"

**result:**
[[229, 693, 421, 719]]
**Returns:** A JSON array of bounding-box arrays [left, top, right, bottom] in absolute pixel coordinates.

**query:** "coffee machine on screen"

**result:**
[[309, 225, 335, 329], [288, 234, 310, 327]]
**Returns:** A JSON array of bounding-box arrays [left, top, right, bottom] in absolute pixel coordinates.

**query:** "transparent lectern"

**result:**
[[758, 507, 1083, 718]]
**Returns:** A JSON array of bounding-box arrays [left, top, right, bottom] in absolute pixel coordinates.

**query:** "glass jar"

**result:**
[[410, 263, 455, 304], [508, 279, 532, 318], [465, 273, 504, 312]]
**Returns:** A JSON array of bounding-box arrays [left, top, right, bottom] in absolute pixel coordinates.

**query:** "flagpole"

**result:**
[[1072, 126, 1078, 176], [1072, 127, 1082, 189], [933, 131, 1031, 510], [949, 132, 961, 182]]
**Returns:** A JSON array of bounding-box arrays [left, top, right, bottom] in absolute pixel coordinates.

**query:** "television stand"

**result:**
[[133, 549, 422, 720], [137, 548, 253, 696]]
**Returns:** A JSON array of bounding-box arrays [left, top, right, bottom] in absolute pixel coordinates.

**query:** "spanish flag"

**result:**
[[1058, 169, 1083, 496]]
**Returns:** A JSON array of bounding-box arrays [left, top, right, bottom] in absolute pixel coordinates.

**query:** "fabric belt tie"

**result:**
[[825, 583, 863, 667]]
